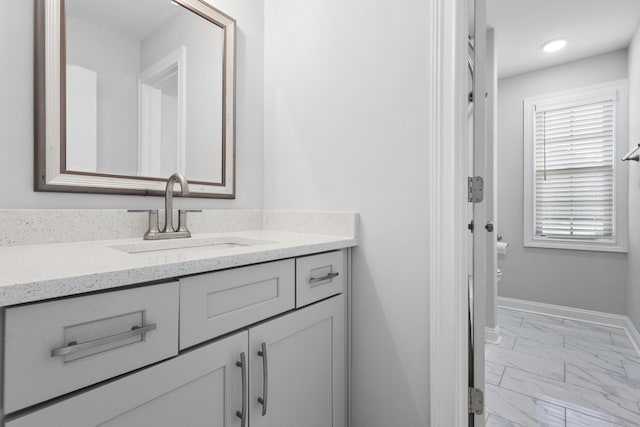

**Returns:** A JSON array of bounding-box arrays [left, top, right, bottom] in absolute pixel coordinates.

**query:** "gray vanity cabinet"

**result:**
[[6, 331, 248, 427], [3, 250, 348, 427], [7, 296, 346, 427]]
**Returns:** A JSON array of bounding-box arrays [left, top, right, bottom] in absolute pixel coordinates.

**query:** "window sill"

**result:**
[[524, 238, 627, 253]]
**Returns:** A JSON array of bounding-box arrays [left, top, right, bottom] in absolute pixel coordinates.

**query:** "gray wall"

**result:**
[[627, 25, 640, 329], [497, 49, 629, 314], [0, 0, 263, 209], [263, 0, 431, 425]]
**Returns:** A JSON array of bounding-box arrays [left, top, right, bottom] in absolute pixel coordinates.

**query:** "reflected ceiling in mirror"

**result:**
[[36, 0, 236, 198]]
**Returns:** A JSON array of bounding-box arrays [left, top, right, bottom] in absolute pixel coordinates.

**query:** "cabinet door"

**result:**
[[7, 331, 249, 427], [249, 295, 345, 427]]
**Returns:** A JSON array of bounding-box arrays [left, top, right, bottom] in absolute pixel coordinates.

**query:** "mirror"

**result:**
[[35, 0, 236, 197]]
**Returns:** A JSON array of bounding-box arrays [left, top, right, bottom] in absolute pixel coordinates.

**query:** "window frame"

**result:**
[[523, 80, 628, 253]]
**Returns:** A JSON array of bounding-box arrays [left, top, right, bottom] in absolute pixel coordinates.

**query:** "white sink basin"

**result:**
[[110, 236, 272, 255]]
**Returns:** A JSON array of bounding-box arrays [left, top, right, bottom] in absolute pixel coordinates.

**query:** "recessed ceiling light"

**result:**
[[542, 39, 567, 53]]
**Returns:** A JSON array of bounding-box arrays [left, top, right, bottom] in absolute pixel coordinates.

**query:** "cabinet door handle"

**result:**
[[235, 352, 247, 427], [257, 342, 268, 416], [309, 271, 339, 285], [50, 323, 157, 357]]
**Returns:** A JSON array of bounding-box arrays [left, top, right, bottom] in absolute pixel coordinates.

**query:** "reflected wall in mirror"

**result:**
[[36, 0, 236, 197]]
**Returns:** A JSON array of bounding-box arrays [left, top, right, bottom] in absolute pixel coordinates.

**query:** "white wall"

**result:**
[[497, 49, 629, 314], [263, 1, 431, 425], [627, 24, 640, 329], [0, 0, 263, 209]]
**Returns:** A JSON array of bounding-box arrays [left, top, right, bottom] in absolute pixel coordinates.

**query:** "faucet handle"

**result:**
[[128, 209, 160, 240], [127, 209, 160, 215], [176, 209, 202, 235]]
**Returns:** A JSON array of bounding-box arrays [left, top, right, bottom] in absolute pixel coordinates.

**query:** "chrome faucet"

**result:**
[[129, 173, 200, 240]]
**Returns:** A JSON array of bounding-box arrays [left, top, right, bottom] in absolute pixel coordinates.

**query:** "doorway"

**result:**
[[483, 1, 640, 425]]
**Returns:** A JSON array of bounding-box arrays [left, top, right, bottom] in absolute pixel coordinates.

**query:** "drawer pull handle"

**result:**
[[257, 342, 268, 416], [236, 352, 247, 427], [50, 323, 157, 357], [309, 272, 339, 285]]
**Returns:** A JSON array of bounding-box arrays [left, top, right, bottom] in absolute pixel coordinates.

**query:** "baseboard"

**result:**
[[625, 317, 640, 357], [485, 325, 502, 345], [498, 296, 628, 328]]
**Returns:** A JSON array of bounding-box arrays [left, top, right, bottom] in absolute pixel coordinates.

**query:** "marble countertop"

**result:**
[[0, 229, 357, 307]]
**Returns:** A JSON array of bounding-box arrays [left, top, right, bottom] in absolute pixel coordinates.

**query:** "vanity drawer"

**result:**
[[4, 282, 179, 414], [179, 259, 295, 349], [296, 250, 345, 308]]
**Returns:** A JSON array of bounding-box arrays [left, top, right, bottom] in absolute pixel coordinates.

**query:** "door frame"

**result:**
[[427, 0, 474, 425], [471, 0, 488, 425]]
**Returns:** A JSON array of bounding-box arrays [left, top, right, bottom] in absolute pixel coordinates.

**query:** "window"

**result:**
[[523, 81, 628, 252]]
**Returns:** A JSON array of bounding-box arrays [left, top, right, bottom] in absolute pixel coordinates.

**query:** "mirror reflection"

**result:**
[[65, 0, 224, 183]]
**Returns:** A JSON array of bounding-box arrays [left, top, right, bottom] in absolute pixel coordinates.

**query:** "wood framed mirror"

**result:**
[[35, 0, 236, 198]]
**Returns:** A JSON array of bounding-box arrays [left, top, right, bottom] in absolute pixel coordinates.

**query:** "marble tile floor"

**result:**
[[486, 307, 640, 426]]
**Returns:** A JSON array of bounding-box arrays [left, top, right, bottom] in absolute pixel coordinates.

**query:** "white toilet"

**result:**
[[497, 239, 507, 286]]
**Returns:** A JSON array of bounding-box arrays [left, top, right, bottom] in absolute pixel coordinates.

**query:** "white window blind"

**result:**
[[534, 100, 615, 239]]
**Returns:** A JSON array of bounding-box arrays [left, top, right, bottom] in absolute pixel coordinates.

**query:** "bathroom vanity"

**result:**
[[10, 0, 363, 422], [0, 210, 357, 427], [18, 0, 358, 423]]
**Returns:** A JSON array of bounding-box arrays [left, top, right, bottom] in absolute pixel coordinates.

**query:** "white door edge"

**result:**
[[427, 0, 471, 425]]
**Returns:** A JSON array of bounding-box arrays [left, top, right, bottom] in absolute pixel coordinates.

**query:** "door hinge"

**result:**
[[468, 220, 474, 233], [468, 387, 484, 415], [468, 177, 484, 203]]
